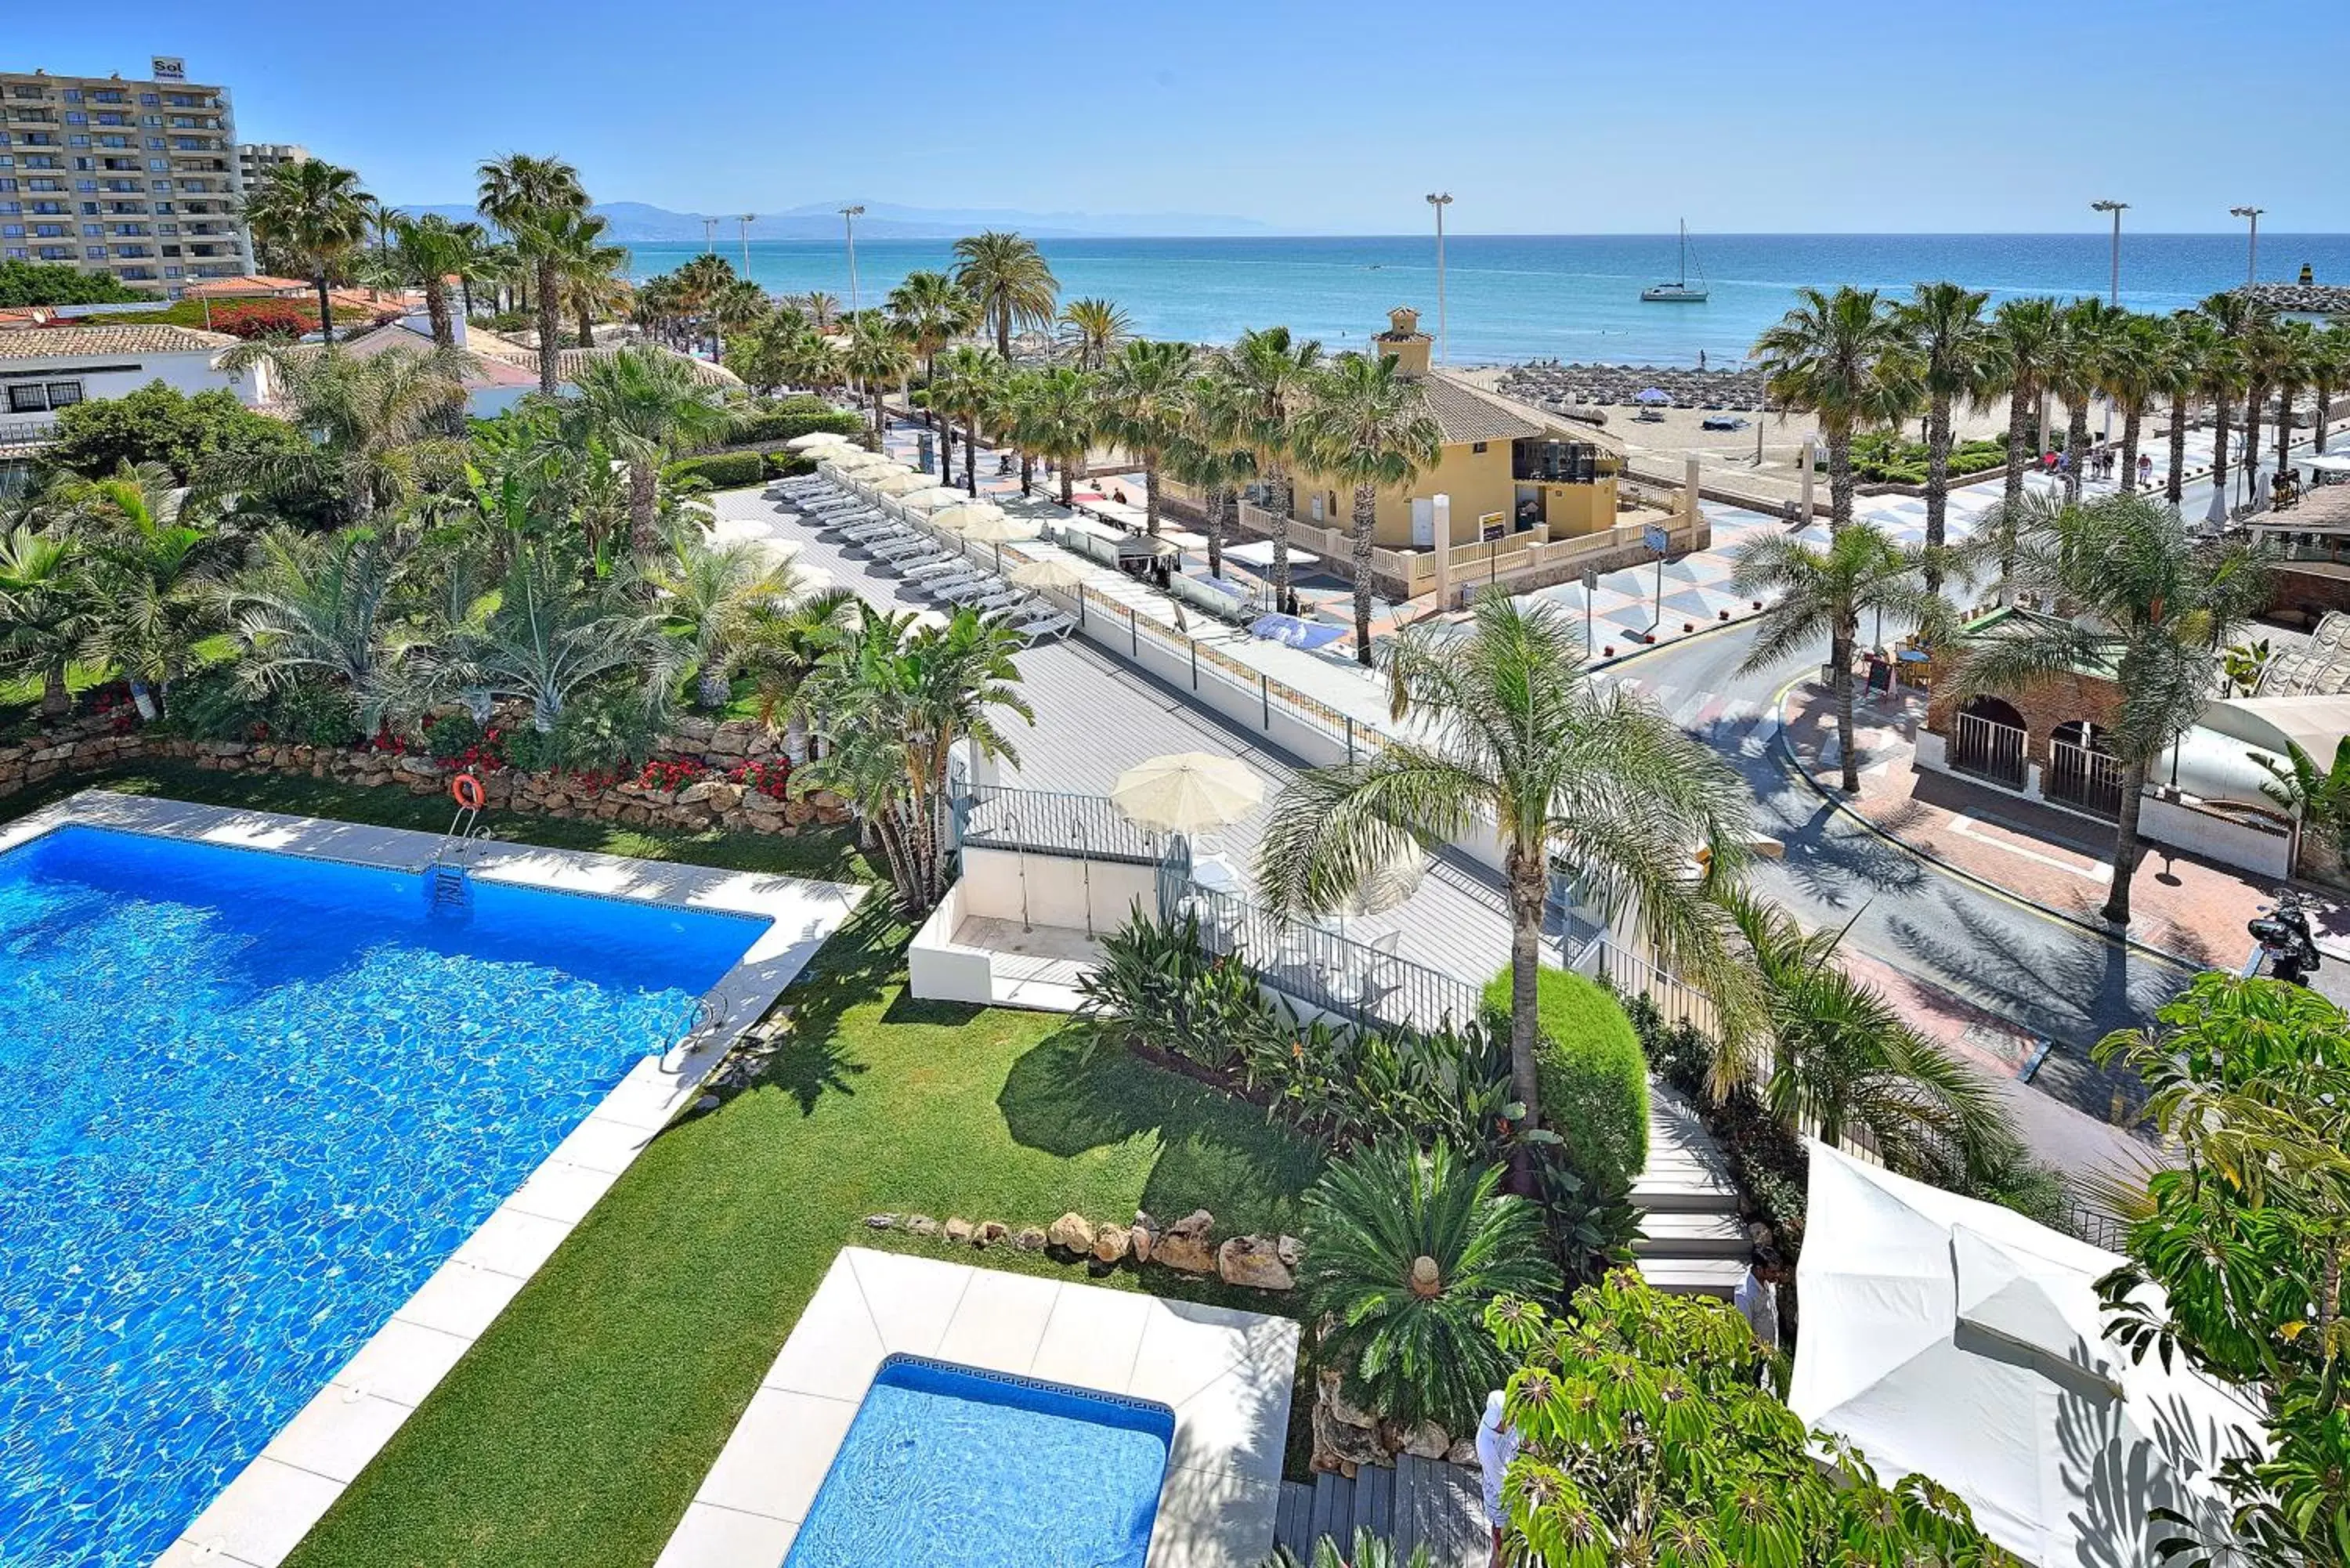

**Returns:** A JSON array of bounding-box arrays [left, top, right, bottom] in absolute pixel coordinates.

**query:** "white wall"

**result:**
[[907, 880, 995, 1006], [2140, 794, 2293, 879], [956, 846, 1158, 936], [0, 349, 264, 440]]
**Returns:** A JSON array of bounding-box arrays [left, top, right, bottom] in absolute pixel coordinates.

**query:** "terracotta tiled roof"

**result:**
[[548, 345, 744, 389], [182, 274, 312, 298], [0, 324, 237, 359], [1415, 372, 1545, 446]]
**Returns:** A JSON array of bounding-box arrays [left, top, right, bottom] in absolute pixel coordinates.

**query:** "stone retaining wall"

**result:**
[[0, 712, 855, 838]]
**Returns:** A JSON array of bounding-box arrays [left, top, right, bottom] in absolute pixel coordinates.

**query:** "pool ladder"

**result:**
[[427, 808, 490, 912]]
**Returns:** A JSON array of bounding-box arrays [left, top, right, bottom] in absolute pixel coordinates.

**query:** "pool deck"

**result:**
[[0, 792, 866, 1568], [656, 1248, 1300, 1568]]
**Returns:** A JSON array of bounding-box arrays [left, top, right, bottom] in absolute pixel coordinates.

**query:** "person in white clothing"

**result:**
[[1474, 1388, 1519, 1566]]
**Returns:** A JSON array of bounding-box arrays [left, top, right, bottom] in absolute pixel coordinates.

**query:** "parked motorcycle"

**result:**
[[2248, 891, 2323, 986]]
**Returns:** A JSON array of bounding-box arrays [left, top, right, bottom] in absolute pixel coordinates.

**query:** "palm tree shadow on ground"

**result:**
[[735, 898, 905, 1115]]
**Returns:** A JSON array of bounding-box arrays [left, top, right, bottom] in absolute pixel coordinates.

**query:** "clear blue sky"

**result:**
[[17, 0, 2346, 233]]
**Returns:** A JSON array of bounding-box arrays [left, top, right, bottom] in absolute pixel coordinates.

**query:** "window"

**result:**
[[62, 90, 81, 103], [139, 93, 159, 107], [85, 244, 106, 258], [164, 265, 183, 278], [10, 384, 56, 414], [1472, 442, 1488, 454], [44, 381, 82, 409], [65, 111, 86, 125], [147, 159, 165, 172], [0, 179, 12, 193]]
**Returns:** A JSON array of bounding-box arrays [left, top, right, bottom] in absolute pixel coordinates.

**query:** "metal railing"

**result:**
[[1951, 710, 2028, 790], [1161, 870, 1482, 1035], [953, 780, 1166, 865], [2044, 736, 2124, 818]]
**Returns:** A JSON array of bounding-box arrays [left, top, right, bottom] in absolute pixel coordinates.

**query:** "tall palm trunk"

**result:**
[[1020, 452, 1035, 493], [2276, 383, 2300, 474], [870, 385, 887, 440], [1831, 620, 1860, 793], [2211, 395, 2233, 515], [1824, 425, 1856, 533], [2166, 392, 2189, 503], [1503, 837, 1547, 1182], [628, 461, 659, 555], [536, 258, 562, 396], [1350, 482, 1377, 667], [1268, 468, 1294, 600], [2099, 757, 2151, 926], [315, 273, 337, 345], [2120, 402, 2143, 499], [2002, 384, 2032, 514], [993, 304, 1010, 361], [458, 276, 475, 320], [938, 418, 955, 481], [577, 298, 595, 350], [423, 276, 454, 349], [2065, 399, 2090, 503], [2316, 378, 2334, 454], [963, 417, 978, 493], [1142, 456, 1161, 537], [1923, 392, 1953, 591], [1059, 457, 1076, 508], [40, 664, 69, 718], [2243, 380, 2267, 507]]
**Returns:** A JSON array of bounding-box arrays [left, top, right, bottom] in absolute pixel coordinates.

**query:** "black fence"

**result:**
[[953, 781, 1166, 865]]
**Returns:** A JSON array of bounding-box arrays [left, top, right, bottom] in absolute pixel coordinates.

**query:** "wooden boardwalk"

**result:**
[[1273, 1456, 1489, 1566]]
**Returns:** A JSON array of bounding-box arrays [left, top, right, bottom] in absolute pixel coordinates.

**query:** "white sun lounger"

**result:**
[[1010, 611, 1076, 642], [902, 555, 977, 583]]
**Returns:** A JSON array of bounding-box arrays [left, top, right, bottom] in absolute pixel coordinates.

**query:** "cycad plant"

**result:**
[[1262, 1530, 1434, 1568], [646, 538, 802, 708], [1299, 1138, 1557, 1433], [1952, 491, 2270, 926], [437, 543, 676, 739], [226, 526, 407, 722], [1727, 521, 1947, 794], [67, 464, 226, 718], [1296, 351, 1443, 665], [0, 524, 95, 717]]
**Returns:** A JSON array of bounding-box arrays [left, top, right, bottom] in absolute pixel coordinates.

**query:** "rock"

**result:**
[[1400, 1420, 1451, 1460], [976, 1220, 1007, 1248], [1445, 1436, 1479, 1467], [1318, 1367, 1378, 1431], [692, 1094, 721, 1111], [1091, 1224, 1131, 1264], [1167, 1209, 1213, 1241], [677, 780, 715, 805], [1217, 1235, 1295, 1291], [1154, 1230, 1217, 1274], [1275, 1234, 1303, 1268], [944, 1217, 974, 1245], [906, 1215, 939, 1237], [1047, 1212, 1096, 1252], [1311, 1372, 1386, 1470], [866, 1213, 901, 1230], [1013, 1227, 1048, 1252], [1128, 1223, 1153, 1265], [703, 782, 742, 812]]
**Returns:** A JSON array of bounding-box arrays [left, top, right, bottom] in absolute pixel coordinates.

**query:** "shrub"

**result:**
[[155, 667, 263, 741], [269, 681, 361, 748], [0, 259, 157, 307], [760, 450, 814, 479], [1483, 967, 1648, 1189], [727, 396, 862, 447], [424, 712, 483, 761], [208, 298, 321, 339], [662, 452, 765, 490], [501, 726, 553, 774], [38, 381, 305, 485]]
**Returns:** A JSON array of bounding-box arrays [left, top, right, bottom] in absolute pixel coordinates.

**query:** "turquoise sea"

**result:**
[[625, 233, 2350, 368]]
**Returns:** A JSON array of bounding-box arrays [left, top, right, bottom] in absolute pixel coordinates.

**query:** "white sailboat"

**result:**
[[1641, 221, 1709, 303]]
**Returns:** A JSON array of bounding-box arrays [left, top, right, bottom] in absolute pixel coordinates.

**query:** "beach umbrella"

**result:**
[[1112, 751, 1265, 833], [785, 431, 857, 451], [867, 469, 933, 496], [1010, 558, 1093, 592], [958, 511, 1043, 544], [898, 486, 968, 510], [930, 500, 1007, 532], [1634, 388, 1672, 405], [826, 450, 897, 474], [1311, 834, 1426, 920]]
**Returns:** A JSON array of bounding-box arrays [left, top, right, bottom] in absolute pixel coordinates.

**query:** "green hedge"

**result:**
[[728, 397, 863, 447], [1484, 966, 1649, 1189], [663, 450, 816, 490]]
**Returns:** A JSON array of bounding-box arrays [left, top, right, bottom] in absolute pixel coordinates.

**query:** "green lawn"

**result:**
[[283, 897, 1320, 1568]]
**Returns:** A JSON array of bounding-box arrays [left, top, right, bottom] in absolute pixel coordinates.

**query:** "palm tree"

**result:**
[[1728, 522, 1947, 795], [648, 537, 802, 708], [215, 340, 472, 520], [561, 345, 737, 555], [1894, 283, 1990, 589], [1720, 888, 2018, 1190], [742, 585, 859, 763], [1752, 286, 1914, 534], [884, 269, 978, 401], [2193, 291, 2254, 518], [535, 207, 631, 349], [840, 312, 915, 441], [2099, 310, 2171, 497], [1256, 595, 1751, 1136], [225, 527, 407, 717], [1095, 339, 1197, 537], [2237, 307, 2288, 506], [1058, 297, 1133, 370], [922, 345, 1004, 493], [2310, 322, 2350, 455], [2159, 310, 2218, 504], [239, 158, 372, 345], [1167, 364, 1256, 581], [2270, 318, 2320, 479], [1296, 352, 1444, 666], [951, 230, 1058, 360], [374, 211, 478, 349], [1011, 366, 1099, 506], [476, 153, 588, 395], [0, 525, 93, 717], [66, 464, 223, 717], [2048, 298, 2123, 504], [707, 277, 772, 359], [444, 544, 677, 737], [1981, 296, 2063, 515], [795, 605, 1033, 912], [1225, 326, 1325, 600], [1951, 491, 2270, 926], [795, 290, 841, 331], [1298, 1139, 1558, 1433]]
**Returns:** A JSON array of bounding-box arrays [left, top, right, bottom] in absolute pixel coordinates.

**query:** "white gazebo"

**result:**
[[1789, 1147, 2266, 1568]]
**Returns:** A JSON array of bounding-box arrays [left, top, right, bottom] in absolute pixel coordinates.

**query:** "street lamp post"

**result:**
[[2092, 201, 2127, 451], [701, 216, 717, 254], [739, 214, 755, 276], [2231, 205, 2264, 287], [1424, 193, 1452, 367], [839, 204, 866, 314]]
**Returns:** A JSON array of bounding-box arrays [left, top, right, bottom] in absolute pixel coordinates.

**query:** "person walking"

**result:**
[[1475, 1390, 1520, 1568], [2137, 451, 2153, 491]]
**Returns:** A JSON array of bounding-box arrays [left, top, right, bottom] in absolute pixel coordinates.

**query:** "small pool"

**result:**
[[785, 1355, 1176, 1568], [0, 825, 768, 1568]]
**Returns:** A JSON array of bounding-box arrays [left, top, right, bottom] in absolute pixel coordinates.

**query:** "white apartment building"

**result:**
[[236, 142, 308, 187], [0, 56, 256, 295]]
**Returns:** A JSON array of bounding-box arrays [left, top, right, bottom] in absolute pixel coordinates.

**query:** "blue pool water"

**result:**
[[0, 825, 767, 1568], [784, 1356, 1175, 1568]]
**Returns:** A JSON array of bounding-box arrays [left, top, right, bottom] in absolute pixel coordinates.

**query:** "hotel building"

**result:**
[[0, 56, 255, 294]]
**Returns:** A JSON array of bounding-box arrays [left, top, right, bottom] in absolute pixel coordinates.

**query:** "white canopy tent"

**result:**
[[1789, 1147, 2265, 1568]]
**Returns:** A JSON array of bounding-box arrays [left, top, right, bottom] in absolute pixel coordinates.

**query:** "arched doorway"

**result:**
[[1951, 695, 2028, 789], [2045, 718, 2123, 816]]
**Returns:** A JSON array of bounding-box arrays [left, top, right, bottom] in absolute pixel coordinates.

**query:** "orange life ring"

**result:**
[[450, 773, 486, 811]]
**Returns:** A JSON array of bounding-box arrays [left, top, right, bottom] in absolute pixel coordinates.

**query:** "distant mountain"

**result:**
[[400, 200, 1268, 242]]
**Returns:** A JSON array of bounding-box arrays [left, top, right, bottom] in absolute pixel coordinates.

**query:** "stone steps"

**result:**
[[1630, 1209, 1751, 1257], [1629, 1080, 1752, 1294]]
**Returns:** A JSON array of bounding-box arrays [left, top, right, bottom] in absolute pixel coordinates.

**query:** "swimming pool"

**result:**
[[784, 1355, 1176, 1568], [0, 824, 768, 1568]]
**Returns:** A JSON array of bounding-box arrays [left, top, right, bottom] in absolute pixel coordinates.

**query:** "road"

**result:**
[[1603, 618, 2172, 1181]]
